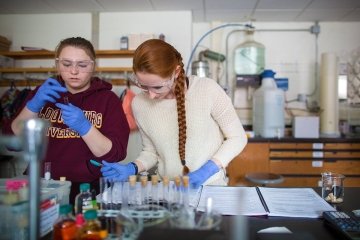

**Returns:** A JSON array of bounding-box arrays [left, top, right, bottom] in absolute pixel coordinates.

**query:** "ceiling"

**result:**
[[0, 0, 360, 22]]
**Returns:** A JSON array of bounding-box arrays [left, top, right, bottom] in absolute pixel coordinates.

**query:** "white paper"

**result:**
[[258, 187, 335, 218], [196, 186, 335, 218], [197, 186, 267, 216]]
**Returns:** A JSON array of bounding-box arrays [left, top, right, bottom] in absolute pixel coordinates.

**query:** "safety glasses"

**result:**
[[55, 58, 95, 73], [130, 73, 175, 94]]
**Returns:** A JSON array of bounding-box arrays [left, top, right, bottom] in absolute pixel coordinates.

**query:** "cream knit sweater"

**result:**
[[132, 75, 247, 185]]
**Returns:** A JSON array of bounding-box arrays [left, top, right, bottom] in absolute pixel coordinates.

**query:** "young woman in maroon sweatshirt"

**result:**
[[10, 37, 130, 204]]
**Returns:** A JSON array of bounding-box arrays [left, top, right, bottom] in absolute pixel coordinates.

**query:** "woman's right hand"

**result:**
[[26, 78, 67, 113], [100, 160, 136, 181]]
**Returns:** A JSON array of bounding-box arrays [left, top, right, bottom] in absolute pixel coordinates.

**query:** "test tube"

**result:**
[[162, 176, 170, 209], [128, 175, 137, 207], [63, 96, 69, 105], [44, 162, 51, 180], [99, 177, 110, 210], [140, 175, 148, 205], [174, 176, 182, 206], [182, 176, 190, 208], [151, 175, 159, 205]]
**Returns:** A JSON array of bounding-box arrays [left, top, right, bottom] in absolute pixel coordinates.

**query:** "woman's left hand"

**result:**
[[56, 103, 92, 136]]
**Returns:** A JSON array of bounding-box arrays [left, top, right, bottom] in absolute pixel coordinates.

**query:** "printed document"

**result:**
[[196, 186, 335, 218]]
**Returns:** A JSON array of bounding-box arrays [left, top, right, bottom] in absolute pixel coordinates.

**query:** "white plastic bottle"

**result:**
[[252, 69, 285, 138]]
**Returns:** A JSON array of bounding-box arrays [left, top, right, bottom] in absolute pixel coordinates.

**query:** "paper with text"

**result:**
[[197, 186, 335, 218], [197, 186, 268, 216], [258, 187, 335, 218]]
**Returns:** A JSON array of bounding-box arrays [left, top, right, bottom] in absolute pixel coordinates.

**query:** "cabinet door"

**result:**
[[227, 143, 269, 186]]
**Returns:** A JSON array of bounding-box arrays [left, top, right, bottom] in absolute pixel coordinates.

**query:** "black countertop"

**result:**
[[247, 137, 360, 143]]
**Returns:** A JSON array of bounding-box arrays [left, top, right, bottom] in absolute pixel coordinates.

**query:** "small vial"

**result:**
[[182, 176, 190, 207], [44, 162, 51, 180], [140, 175, 148, 205], [151, 175, 159, 205], [128, 175, 137, 207], [162, 176, 170, 209], [174, 176, 182, 206], [63, 96, 69, 105]]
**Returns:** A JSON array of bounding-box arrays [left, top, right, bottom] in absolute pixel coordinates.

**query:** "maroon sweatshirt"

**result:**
[[8, 77, 130, 202]]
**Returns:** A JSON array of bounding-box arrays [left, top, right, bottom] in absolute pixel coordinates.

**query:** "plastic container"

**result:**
[[252, 70, 285, 138], [234, 30, 265, 75], [53, 204, 77, 240], [120, 36, 128, 50], [0, 178, 71, 239], [75, 183, 95, 215]]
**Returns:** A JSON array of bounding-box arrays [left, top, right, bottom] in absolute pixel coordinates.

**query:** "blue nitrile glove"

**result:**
[[188, 160, 220, 189], [26, 78, 67, 113], [55, 103, 92, 136], [100, 161, 136, 181]]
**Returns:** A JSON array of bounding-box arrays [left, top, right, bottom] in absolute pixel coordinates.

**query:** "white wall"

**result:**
[[0, 13, 92, 51]]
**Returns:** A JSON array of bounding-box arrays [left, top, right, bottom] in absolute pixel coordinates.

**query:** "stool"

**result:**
[[245, 172, 284, 186]]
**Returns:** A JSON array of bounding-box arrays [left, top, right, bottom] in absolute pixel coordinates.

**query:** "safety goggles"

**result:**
[[130, 73, 175, 94], [55, 58, 95, 73]]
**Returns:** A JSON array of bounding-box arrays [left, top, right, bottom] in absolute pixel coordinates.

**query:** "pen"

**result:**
[[90, 159, 102, 167]]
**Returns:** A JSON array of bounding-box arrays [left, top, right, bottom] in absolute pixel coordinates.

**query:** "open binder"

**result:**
[[196, 186, 335, 218]]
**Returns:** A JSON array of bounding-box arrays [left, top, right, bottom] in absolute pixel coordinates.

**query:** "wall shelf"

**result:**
[[0, 49, 135, 59], [0, 67, 133, 74], [0, 50, 134, 86], [0, 78, 129, 87]]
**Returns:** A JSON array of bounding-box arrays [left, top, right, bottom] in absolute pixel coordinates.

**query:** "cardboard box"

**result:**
[[0, 35, 11, 51], [292, 116, 319, 138]]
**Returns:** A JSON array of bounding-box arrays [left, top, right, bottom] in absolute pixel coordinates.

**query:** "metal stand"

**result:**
[[22, 119, 49, 240]]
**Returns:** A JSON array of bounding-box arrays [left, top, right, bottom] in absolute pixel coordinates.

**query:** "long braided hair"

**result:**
[[133, 39, 189, 175]]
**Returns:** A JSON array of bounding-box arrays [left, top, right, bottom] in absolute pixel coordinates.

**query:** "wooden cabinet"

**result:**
[[226, 139, 360, 187], [227, 143, 269, 186], [0, 50, 134, 86]]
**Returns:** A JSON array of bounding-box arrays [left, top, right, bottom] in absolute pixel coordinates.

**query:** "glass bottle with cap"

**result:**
[[53, 204, 77, 240], [75, 183, 95, 214], [78, 209, 103, 240]]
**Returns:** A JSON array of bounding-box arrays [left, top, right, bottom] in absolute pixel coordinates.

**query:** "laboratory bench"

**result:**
[[41, 187, 360, 240], [137, 187, 360, 240], [227, 137, 360, 187]]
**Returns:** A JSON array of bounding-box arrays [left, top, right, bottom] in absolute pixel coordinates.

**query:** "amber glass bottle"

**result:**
[[78, 209, 102, 240], [53, 204, 77, 240]]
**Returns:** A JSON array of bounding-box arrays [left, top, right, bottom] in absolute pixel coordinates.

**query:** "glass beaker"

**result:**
[[321, 172, 345, 203]]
